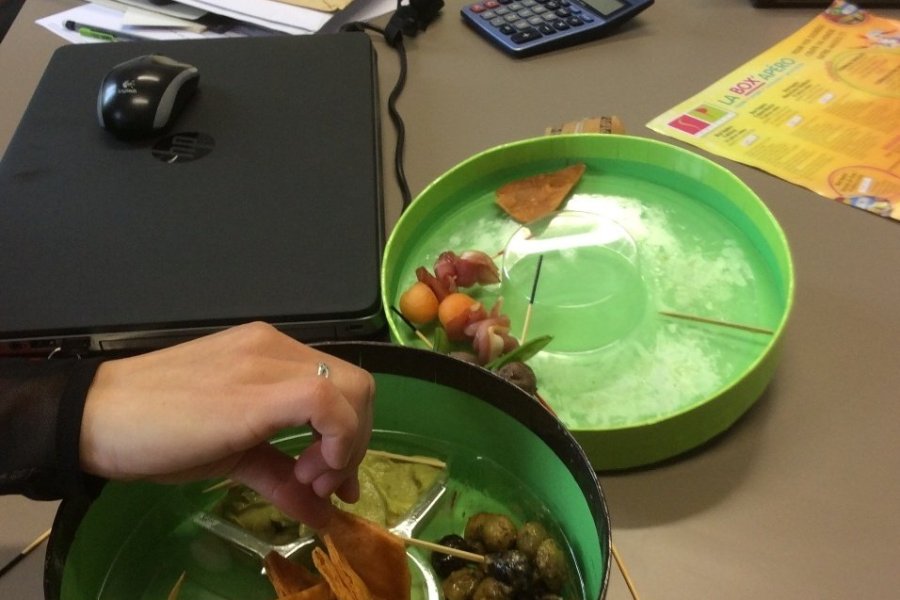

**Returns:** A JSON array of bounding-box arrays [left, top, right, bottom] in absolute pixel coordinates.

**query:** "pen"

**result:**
[[64, 20, 151, 42]]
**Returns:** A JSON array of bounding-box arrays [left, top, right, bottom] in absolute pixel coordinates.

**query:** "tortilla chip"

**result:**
[[495, 163, 587, 223], [318, 510, 411, 600], [279, 583, 335, 600], [313, 535, 373, 600], [264, 551, 321, 597]]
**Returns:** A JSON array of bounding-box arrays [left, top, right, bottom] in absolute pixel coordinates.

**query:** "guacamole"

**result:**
[[215, 451, 444, 545]]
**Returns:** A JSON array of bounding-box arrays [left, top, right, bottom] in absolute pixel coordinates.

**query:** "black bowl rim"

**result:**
[[45, 341, 611, 599]]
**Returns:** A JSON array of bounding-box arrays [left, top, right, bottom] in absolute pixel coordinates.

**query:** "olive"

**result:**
[[472, 577, 514, 600], [465, 513, 518, 552], [496, 362, 538, 395], [486, 549, 532, 590], [432, 534, 480, 578], [534, 538, 567, 592], [464, 513, 490, 543], [516, 521, 550, 559], [442, 567, 484, 600]]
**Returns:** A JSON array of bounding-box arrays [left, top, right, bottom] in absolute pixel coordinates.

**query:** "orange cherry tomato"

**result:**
[[399, 281, 439, 325]]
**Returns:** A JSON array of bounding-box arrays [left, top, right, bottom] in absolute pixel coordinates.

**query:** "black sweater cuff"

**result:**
[[0, 358, 107, 500]]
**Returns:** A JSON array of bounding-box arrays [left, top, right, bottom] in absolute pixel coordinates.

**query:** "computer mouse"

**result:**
[[97, 54, 199, 139]]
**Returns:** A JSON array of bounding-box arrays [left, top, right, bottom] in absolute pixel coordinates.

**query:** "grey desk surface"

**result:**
[[2, 1, 899, 598]]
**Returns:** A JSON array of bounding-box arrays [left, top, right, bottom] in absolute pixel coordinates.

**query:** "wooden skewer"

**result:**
[[519, 254, 544, 342], [659, 310, 774, 335], [397, 535, 487, 564], [0, 528, 52, 579], [611, 542, 641, 600]]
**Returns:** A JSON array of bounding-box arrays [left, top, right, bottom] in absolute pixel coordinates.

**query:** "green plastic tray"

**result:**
[[382, 134, 794, 470], [47, 343, 610, 600]]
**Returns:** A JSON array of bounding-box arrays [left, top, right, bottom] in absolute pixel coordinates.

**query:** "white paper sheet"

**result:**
[[37, 4, 277, 43]]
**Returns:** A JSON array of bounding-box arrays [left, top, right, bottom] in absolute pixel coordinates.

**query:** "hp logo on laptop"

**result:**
[[151, 132, 215, 163]]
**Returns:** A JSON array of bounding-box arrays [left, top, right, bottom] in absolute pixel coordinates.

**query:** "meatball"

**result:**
[[472, 577, 514, 600], [442, 567, 484, 600], [534, 538, 567, 592], [516, 521, 551, 559], [465, 513, 518, 552]]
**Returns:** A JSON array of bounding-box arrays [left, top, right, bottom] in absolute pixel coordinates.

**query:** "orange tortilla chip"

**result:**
[[495, 163, 587, 223], [279, 583, 334, 600], [264, 551, 321, 597], [318, 510, 410, 600], [312, 535, 373, 600]]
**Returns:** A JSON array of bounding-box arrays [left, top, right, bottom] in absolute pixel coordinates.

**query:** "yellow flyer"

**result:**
[[647, 1, 900, 221]]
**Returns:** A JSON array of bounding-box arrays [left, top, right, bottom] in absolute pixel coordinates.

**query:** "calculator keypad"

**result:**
[[468, 0, 594, 45]]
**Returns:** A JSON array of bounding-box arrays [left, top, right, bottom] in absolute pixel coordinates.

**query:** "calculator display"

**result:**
[[461, 0, 653, 57], [593, 0, 626, 15]]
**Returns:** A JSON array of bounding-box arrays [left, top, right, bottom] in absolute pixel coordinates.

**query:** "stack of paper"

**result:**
[[39, 0, 397, 42]]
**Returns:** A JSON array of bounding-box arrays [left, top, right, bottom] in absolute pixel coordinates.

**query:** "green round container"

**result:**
[[382, 134, 794, 470], [46, 343, 610, 600]]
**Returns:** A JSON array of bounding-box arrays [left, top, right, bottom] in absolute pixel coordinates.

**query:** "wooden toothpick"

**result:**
[[611, 542, 641, 600], [390, 305, 432, 346], [397, 535, 487, 564], [519, 254, 544, 342], [365, 449, 446, 469], [0, 528, 52, 579]]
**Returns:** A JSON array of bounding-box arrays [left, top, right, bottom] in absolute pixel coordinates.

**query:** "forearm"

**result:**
[[0, 358, 105, 500]]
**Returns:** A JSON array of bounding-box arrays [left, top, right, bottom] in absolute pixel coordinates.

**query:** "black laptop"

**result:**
[[0, 33, 384, 356]]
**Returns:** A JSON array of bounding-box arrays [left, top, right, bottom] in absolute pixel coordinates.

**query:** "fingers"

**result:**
[[230, 443, 335, 529], [245, 359, 373, 472], [294, 438, 363, 502]]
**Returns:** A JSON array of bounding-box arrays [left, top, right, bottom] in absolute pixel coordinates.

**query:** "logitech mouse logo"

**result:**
[[119, 79, 137, 94], [151, 132, 214, 164]]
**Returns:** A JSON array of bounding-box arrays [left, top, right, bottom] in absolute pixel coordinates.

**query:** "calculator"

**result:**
[[461, 0, 653, 57]]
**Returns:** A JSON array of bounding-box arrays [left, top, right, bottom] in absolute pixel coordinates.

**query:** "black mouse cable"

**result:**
[[340, 21, 413, 212]]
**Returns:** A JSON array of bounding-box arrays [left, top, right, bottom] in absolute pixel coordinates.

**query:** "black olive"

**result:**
[[486, 549, 532, 590], [450, 351, 480, 365], [432, 534, 480, 578]]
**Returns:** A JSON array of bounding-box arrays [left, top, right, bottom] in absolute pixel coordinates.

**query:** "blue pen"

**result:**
[[64, 20, 151, 42]]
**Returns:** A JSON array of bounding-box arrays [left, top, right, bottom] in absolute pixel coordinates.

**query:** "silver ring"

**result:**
[[316, 361, 330, 379]]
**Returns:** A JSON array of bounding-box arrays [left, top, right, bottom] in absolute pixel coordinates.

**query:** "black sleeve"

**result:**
[[0, 357, 107, 500]]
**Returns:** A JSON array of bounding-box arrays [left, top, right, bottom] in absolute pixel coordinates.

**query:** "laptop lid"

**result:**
[[0, 33, 384, 356]]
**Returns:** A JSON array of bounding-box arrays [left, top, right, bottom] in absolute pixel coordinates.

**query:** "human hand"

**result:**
[[78, 322, 375, 528]]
